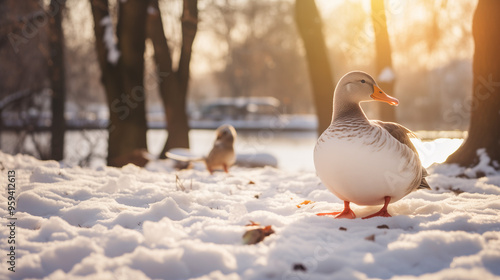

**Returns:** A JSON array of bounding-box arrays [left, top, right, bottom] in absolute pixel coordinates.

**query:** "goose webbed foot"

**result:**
[[317, 201, 356, 219], [362, 196, 392, 219]]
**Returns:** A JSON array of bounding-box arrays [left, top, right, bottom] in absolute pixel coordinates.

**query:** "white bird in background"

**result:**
[[314, 71, 430, 219], [204, 124, 237, 173], [167, 124, 237, 174]]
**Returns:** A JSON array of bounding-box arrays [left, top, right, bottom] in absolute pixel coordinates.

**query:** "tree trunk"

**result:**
[[147, 0, 197, 159], [112, 0, 149, 166], [163, 0, 197, 154], [371, 0, 396, 122], [445, 0, 500, 172], [90, 0, 150, 167], [90, 0, 124, 164], [295, 0, 335, 135], [47, 0, 66, 161]]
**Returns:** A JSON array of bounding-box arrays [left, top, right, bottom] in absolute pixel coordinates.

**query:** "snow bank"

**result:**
[[0, 151, 499, 280]]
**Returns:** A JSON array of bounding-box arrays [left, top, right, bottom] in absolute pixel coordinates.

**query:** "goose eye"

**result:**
[[361, 79, 366, 84]]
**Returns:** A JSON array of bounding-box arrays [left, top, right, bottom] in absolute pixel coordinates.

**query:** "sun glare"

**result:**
[[411, 138, 464, 168]]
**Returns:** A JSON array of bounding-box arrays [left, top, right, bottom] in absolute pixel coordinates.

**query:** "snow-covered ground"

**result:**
[[1, 139, 500, 280]]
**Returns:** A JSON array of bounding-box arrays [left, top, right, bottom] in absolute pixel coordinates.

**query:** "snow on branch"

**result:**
[[377, 67, 395, 83], [100, 16, 120, 65]]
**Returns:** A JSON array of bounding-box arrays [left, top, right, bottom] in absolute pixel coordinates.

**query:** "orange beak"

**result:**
[[370, 85, 399, 106]]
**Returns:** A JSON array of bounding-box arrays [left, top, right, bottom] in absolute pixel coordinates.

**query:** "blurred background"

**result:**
[[0, 0, 476, 170]]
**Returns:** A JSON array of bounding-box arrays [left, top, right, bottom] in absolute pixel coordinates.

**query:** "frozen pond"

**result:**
[[2, 129, 463, 171], [148, 129, 320, 172], [147, 129, 463, 172]]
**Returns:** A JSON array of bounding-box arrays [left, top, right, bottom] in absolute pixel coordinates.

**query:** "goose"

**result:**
[[313, 71, 430, 219], [204, 124, 237, 173], [166, 124, 237, 174]]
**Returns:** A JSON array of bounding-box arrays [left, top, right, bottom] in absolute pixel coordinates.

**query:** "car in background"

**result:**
[[197, 96, 281, 122]]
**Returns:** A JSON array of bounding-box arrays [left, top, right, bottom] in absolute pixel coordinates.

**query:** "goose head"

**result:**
[[334, 71, 399, 106], [215, 124, 237, 144]]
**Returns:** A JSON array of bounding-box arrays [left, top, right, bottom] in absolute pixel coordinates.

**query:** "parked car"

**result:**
[[198, 96, 281, 121]]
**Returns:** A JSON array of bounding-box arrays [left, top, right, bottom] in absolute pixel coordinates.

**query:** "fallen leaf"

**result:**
[[296, 200, 314, 208], [450, 187, 464, 195], [377, 224, 389, 229], [339, 227, 347, 231], [365, 234, 375, 241], [292, 263, 307, 272], [243, 225, 275, 245]]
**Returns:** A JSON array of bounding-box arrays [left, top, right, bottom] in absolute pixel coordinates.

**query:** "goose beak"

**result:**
[[370, 85, 399, 106]]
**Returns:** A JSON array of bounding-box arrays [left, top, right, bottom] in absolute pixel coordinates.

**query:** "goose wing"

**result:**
[[166, 148, 205, 162], [373, 120, 431, 190]]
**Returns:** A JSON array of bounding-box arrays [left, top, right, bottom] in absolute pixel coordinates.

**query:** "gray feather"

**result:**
[[373, 120, 431, 190]]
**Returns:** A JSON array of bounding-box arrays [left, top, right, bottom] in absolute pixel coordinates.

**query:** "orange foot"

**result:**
[[317, 201, 356, 219], [362, 196, 392, 219]]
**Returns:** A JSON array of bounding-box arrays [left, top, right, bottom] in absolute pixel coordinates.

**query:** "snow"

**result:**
[[147, 5, 158, 15], [100, 16, 121, 65], [1, 146, 500, 280], [378, 67, 396, 83], [463, 148, 500, 178]]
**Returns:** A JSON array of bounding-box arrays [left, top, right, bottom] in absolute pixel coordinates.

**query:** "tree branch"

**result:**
[[178, 0, 198, 94]]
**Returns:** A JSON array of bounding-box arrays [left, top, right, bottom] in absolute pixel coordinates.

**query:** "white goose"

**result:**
[[314, 71, 430, 219]]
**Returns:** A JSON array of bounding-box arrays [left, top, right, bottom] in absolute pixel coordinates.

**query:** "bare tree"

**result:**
[[295, 0, 335, 135], [48, 0, 66, 161], [446, 0, 500, 172], [90, 0, 149, 167], [90, 0, 198, 164], [202, 0, 312, 114], [205, 0, 240, 98], [371, 0, 396, 122], [0, 0, 59, 160], [146, 0, 197, 158]]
